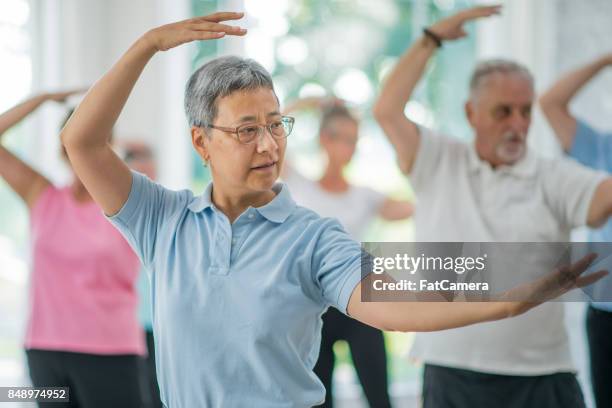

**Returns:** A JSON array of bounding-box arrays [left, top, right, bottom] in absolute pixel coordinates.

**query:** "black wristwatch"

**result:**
[[423, 27, 443, 48]]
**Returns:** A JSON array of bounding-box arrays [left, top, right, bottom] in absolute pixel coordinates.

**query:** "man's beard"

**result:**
[[495, 131, 526, 164]]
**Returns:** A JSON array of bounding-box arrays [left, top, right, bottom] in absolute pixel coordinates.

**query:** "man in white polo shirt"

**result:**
[[373, 6, 612, 408]]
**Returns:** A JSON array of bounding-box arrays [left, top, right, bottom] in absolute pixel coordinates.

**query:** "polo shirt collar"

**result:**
[[187, 182, 296, 223], [187, 183, 215, 213], [254, 183, 295, 223], [467, 143, 537, 178]]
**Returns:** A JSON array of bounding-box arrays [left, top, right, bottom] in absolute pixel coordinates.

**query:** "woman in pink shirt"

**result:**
[[0, 92, 145, 408]]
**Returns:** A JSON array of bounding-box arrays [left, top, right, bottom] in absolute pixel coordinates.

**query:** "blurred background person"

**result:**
[[282, 96, 413, 407], [540, 53, 612, 408], [0, 92, 146, 407]]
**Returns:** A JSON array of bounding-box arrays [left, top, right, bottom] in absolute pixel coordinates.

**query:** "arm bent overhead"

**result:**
[[540, 54, 612, 151], [373, 5, 501, 175], [60, 12, 247, 216], [0, 91, 81, 208]]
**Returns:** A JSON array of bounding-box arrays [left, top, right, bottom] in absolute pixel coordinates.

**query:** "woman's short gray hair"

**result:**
[[469, 59, 534, 100], [184, 56, 275, 128]]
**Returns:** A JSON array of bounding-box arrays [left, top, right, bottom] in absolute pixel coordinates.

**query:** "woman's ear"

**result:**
[[465, 101, 476, 128], [191, 126, 210, 161]]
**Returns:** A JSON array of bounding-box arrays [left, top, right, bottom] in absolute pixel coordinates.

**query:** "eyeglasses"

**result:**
[[205, 116, 295, 145]]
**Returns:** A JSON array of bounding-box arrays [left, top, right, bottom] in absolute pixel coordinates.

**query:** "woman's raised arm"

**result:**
[[0, 91, 80, 208], [60, 12, 246, 215]]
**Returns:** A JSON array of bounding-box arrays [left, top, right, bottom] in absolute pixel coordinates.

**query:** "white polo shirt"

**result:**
[[409, 129, 606, 375], [283, 168, 385, 240]]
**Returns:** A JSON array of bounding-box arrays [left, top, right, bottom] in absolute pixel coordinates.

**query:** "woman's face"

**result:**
[[320, 117, 358, 168], [192, 87, 286, 196]]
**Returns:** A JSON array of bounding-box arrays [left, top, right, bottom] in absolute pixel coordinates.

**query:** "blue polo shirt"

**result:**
[[109, 171, 364, 407], [569, 120, 612, 312]]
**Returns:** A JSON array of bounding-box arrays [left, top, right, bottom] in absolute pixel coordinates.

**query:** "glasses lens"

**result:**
[[269, 121, 286, 138], [281, 117, 294, 137], [238, 125, 262, 144]]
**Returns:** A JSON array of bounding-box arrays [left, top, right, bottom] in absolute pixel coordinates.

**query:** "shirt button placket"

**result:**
[[212, 215, 232, 275]]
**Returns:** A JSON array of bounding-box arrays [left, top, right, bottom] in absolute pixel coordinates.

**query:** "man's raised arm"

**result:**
[[540, 53, 612, 151], [373, 5, 501, 175]]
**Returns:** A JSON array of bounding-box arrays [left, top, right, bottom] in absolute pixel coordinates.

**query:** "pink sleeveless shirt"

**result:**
[[26, 186, 145, 355]]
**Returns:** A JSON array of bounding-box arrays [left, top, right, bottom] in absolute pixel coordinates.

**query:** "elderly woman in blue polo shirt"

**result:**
[[61, 11, 603, 408]]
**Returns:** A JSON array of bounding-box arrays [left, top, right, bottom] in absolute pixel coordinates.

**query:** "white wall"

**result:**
[[555, 0, 612, 131]]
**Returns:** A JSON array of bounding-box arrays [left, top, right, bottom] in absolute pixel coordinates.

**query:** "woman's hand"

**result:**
[[283, 96, 345, 115], [142, 12, 247, 52], [429, 5, 501, 41], [503, 253, 607, 316], [43, 89, 87, 103], [1, 89, 83, 137]]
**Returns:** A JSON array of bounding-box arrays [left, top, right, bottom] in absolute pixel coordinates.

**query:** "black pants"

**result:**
[[422, 364, 585, 408], [586, 306, 612, 408], [314, 308, 391, 408], [140, 330, 163, 408], [26, 349, 143, 408]]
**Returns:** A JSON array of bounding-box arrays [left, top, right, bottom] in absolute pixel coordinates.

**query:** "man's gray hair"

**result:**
[[469, 59, 534, 100], [184, 56, 275, 128]]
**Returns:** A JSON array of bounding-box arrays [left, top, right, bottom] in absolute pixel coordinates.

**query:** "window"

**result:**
[[0, 0, 33, 386]]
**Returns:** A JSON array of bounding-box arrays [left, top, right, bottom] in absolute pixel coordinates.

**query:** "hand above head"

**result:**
[[59, 11, 249, 218], [0, 89, 84, 137], [540, 52, 612, 151], [428, 5, 502, 41], [283, 96, 345, 115], [320, 96, 346, 111], [142, 12, 247, 53], [43, 89, 88, 103], [309, 96, 345, 110], [373, 4, 501, 176]]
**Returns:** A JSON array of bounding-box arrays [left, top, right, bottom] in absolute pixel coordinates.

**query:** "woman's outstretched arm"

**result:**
[[348, 253, 606, 332]]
